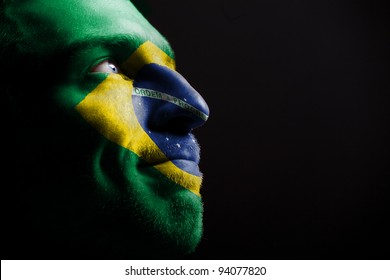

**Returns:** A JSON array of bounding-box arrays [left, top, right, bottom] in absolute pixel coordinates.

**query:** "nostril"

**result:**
[[148, 97, 208, 134], [150, 116, 196, 134]]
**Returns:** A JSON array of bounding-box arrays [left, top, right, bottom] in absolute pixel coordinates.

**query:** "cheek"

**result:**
[[74, 74, 202, 196], [75, 75, 138, 143], [74, 74, 165, 161]]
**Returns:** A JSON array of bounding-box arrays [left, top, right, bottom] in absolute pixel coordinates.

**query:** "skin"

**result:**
[[4, 0, 209, 258]]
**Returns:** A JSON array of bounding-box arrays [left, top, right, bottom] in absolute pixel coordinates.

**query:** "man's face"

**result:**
[[8, 0, 209, 256]]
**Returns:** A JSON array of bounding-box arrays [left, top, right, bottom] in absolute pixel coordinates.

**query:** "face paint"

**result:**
[[7, 0, 209, 255], [76, 41, 209, 196], [132, 87, 209, 122]]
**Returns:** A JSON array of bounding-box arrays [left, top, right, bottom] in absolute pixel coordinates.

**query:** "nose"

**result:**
[[132, 63, 209, 134]]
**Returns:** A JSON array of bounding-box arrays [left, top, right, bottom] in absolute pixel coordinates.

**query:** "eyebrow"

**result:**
[[63, 34, 175, 60], [66, 34, 138, 51]]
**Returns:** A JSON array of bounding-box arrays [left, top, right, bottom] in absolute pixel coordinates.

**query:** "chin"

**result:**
[[90, 147, 204, 258], [154, 187, 204, 255], [125, 176, 204, 257]]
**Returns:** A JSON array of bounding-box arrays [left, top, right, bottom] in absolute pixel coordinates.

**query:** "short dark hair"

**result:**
[[0, 2, 24, 89]]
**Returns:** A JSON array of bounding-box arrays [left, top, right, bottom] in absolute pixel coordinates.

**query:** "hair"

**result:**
[[0, 1, 44, 116], [0, 1, 36, 207], [0, 2, 24, 91]]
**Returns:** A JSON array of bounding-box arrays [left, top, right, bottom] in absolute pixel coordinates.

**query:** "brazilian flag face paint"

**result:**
[[8, 0, 209, 254], [76, 41, 209, 196]]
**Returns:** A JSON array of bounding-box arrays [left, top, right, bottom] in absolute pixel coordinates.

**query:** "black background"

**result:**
[[141, 0, 390, 259]]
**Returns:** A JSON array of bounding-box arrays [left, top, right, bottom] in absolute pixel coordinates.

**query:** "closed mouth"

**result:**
[[139, 157, 200, 177], [155, 158, 198, 167]]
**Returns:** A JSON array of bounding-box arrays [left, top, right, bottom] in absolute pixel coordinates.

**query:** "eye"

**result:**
[[90, 60, 121, 74]]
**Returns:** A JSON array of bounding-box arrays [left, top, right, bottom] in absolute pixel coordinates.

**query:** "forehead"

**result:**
[[8, 0, 168, 55]]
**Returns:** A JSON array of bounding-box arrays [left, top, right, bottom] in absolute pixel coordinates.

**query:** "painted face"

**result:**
[[7, 0, 209, 256]]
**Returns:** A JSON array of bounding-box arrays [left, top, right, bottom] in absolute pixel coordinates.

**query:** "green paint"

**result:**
[[92, 142, 203, 254], [1, 0, 203, 258], [5, 0, 174, 60]]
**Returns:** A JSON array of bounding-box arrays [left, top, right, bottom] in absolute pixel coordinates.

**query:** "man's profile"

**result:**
[[1, 0, 209, 259]]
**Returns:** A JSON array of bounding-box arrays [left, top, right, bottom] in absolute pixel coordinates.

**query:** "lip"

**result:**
[[140, 157, 201, 176], [141, 158, 195, 165], [157, 158, 199, 170], [132, 129, 202, 176], [134, 150, 202, 195]]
